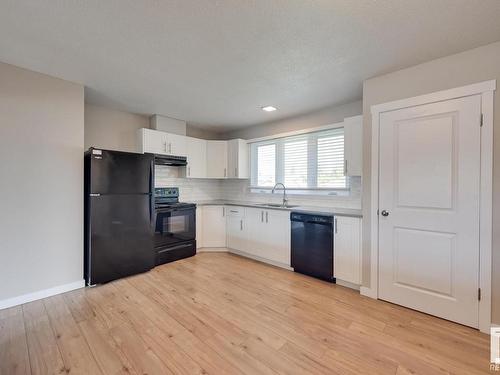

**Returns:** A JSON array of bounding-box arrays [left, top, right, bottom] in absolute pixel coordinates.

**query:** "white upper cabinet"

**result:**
[[138, 128, 249, 180], [344, 115, 363, 176], [206, 140, 228, 178], [166, 132, 187, 156], [334, 216, 362, 285], [138, 128, 166, 154], [137, 128, 187, 156], [185, 137, 207, 178], [227, 139, 249, 179]]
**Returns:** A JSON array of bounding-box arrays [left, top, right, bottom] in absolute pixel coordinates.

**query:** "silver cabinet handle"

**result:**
[[344, 160, 348, 176], [169, 143, 172, 154], [261, 211, 264, 222], [222, 207, 225, 217], [187, 166, 190, 176], [224, 168, 227, 178], [235, 168, 238, 177], [230, 210, 238, 213], [240, 219, 243, 231], [265, 211, 268, 223], [335, 218, 338, 234], [163, 141, 167, 153]]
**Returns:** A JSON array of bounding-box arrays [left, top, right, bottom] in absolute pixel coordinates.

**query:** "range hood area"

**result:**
[[154, 154, 187, 166]]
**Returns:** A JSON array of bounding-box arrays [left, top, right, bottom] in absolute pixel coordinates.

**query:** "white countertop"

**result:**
[[192, 200, 362, 217]]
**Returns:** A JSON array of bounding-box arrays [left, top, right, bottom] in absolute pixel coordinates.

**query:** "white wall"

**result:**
[[0, 62, 84, 303], [362, 41, 500, 324], [85, 104, 149, 152], [222, 100, 362, 140], [84, 104, 222, 152]]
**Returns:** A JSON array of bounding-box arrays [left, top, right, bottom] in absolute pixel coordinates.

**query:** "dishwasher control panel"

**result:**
[[290, 212, 333, 223]]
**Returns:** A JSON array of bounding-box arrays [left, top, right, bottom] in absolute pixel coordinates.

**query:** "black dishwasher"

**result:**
[[290, 212, 335, 282]]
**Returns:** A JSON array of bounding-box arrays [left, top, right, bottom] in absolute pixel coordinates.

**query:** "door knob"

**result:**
[[381, 210, 389, 217]]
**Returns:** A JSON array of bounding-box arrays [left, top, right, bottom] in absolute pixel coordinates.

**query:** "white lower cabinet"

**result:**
[[226, 207, 246, 251], [260, 209, 290, 265], [201, 205, 226, 248], [226, 206, 290, 267], [334, 216, 362, 285], [198, 205, 361, 277], [196, 206, 203, 249]]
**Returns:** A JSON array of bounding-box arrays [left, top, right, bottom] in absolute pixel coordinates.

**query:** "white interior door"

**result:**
[[378, 95, 481, 328]]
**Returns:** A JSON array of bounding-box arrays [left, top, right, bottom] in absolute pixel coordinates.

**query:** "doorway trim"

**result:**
[[362, 80, 495, 333]]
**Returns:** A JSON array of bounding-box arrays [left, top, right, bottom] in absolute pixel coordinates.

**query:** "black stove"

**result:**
[[153, 187, 196, 265], [154, 187, 195, 209]]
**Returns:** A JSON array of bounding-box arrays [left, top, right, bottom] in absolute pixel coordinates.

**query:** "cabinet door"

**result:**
[[334, 216, 361, 284], [344, 115, 363, 176], [244, 207, 266, 257], [262, 210, 291, 265], [139, 128, 168, 154], [226, 207, 246, 251], [227, 139, 249, 179], [185, 137, 207, 178], [206, 141, 228, 178], [196, 206, 203, 248], [166, 132, 187, 156], [201, 205, 226, 247]]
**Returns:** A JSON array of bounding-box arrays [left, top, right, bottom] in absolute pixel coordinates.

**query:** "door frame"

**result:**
[[362, 80, 496, 333]]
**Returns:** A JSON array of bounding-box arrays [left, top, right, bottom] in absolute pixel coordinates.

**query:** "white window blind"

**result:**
[[284, 138, 308, 188], [257, 143, 276, 187], [317, 129, 345, 188], [250, 127, 347, 192]]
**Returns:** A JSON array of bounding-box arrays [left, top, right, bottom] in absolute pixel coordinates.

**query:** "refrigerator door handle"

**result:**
[[149, 161, 154, 222]]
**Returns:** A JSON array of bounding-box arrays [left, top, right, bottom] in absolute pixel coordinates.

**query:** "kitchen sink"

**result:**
[[261, 203, 299, 208]]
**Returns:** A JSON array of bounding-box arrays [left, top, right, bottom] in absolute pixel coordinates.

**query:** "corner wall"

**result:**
[[362, 41, 500, 324], [0, 62, 85, 304], [84, 104, 149, 152], [84, 104, 223, 152]]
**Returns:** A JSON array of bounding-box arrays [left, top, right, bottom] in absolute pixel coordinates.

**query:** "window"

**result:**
[[257, 143, 275, 186], [250, 127, 346, 193], [284, 139, 308, 187]]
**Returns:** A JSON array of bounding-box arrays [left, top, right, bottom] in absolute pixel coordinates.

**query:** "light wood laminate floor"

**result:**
[[0, 252, 492, 374]]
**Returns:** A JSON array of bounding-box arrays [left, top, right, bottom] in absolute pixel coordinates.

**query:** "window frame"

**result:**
[[249, 122, 349, 195]]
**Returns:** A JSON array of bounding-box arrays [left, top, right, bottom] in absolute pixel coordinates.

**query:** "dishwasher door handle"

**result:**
[[305, 220, 333, 226]]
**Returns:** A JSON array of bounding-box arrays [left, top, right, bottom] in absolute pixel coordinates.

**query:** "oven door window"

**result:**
[[154, 209, 195, 247]]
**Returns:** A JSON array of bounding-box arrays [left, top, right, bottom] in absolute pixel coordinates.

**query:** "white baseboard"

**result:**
[[335, 279, 360, 291], [0, 280, 85, 310], [197, 247, 229, 253], [360, 286, 378, 299], [227, 248, 292, 270]]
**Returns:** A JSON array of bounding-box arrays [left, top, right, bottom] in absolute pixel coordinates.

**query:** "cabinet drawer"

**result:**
[[226, 206, 244, 217]]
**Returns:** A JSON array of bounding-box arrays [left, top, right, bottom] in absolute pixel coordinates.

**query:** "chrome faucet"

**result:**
[[272, 183, 288, 207]]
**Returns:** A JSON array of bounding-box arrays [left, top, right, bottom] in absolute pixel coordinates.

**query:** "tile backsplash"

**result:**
[[155, 165, 362, 209], [155, 166, 222, 201]]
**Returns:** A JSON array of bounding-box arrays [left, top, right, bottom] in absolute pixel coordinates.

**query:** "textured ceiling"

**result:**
[[1, 0, 500, 131]]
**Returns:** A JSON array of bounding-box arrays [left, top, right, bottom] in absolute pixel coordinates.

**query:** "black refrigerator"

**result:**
[[84, 148, 155, 285]]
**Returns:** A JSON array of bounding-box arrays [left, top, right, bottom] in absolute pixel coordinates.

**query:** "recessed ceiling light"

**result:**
[[261, 106, 277, 112]]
